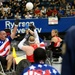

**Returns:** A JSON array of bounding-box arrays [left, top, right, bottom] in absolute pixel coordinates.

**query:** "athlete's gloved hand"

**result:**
[[29, 23, 36, 31], [14, 19, 19, 26], [24, 33, 29, 39]]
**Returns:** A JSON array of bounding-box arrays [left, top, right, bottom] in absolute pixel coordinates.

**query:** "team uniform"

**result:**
[[0, 36, 12, 65], [53, 36, 61, 47], [27, 44, 38, 63], [21, 63, 60, 75], [49, 36, 62, 59]]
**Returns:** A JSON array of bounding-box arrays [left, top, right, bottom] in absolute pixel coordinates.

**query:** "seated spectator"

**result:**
[[24, 12, 32, 19], [41, 6, 46, 15], [46, 7, 52, 17], [14, 12, 21, 19], [58, 7, 65, 17], [21, 48, 60, 75], [34, 6, 41, 15]]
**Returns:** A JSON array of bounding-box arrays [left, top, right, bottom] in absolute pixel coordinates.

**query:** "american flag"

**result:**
[[22, 63, 60, 75]]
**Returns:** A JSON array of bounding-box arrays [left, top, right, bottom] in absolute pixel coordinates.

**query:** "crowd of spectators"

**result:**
[[0, 0, 75, 19]]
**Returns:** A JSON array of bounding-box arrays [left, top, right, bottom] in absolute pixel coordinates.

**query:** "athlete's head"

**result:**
[[33, 48, 47, 63], [28, 36, 35, 44], [0, 30, 7, 40], [51, 29, 58, 37]]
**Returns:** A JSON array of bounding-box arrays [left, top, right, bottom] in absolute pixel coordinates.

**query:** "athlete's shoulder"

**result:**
[[22, 64, 60, 75]]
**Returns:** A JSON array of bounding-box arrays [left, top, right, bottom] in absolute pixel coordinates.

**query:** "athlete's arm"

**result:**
[[11, 19, 19, 39]]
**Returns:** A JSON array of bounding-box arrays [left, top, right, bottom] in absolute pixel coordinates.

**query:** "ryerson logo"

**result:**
[[5, 21, 42, 33]]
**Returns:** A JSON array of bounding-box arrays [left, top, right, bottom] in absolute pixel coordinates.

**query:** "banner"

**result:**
[[48, 17, 58, 25], [0, 17, 75, 33]]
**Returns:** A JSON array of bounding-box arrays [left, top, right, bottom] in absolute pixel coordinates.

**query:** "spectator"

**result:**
[[14, 12, 21, 19], [46, 7, 52, 17], [61, 26, 75, 75], [34, 6, 41, 15], [21, 48, 60, 75], [0, 19, 19, 72], [24, 12, 32, 19], [7, 9, 13, 19], [58, 7, 65, 17], [41, 6, 46, 15], [34, 0, 40, 8]]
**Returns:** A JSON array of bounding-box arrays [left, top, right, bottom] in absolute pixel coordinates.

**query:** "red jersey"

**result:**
[[27, 44, 38, 63], [54, 36, 61, 47]]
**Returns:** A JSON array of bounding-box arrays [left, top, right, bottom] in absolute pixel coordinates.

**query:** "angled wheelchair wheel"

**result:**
[[16, 59, 31, 75]]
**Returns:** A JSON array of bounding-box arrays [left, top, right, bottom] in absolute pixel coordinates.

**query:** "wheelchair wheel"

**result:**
[[16, 59, 31, 75]]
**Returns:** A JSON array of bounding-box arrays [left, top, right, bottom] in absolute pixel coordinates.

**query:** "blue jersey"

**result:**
[[21, 63, 60, 75]]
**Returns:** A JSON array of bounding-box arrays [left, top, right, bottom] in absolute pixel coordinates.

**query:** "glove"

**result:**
[[24, 34, 29, 39], [14, 19, 19, 26], [29, 23, 35, 31], [25, 23, 29, 30]]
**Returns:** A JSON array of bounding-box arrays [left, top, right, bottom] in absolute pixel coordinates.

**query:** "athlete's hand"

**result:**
[[14, 19, 19, 26]]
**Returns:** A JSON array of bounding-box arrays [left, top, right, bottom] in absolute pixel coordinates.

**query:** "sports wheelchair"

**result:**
[[46, 41, 63, 65]]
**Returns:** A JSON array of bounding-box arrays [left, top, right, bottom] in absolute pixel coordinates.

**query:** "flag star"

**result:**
[[49, 70, 52, 74], [29, 65, 36, 70], [44, 64, 47, 67], [43, 71, 45, 74], [52, 69, 57, 74], [38, 64, 42, 68]]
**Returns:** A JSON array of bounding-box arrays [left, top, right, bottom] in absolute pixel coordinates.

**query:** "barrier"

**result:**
[[0, 17, 75, 33]]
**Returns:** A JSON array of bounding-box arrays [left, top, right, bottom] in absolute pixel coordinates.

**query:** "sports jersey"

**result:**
[[53, 36, 61, 47], [0, 36, 12, 57], [21, 63, 60, 75], [27, 44, 38, 63]]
